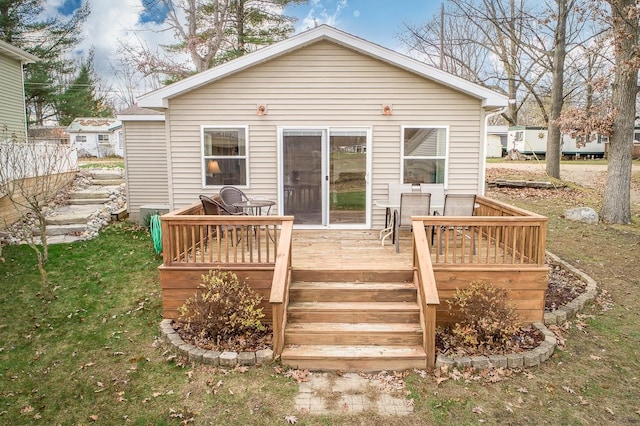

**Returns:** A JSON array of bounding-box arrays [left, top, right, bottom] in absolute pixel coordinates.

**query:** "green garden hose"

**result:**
[[149, 214, 163, 254]]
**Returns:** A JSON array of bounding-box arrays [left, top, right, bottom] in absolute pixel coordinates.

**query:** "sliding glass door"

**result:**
[[281, 128, 369, 228]]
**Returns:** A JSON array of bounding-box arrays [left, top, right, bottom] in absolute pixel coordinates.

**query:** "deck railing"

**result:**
[[268, 220, 293, 356], [412, 222, 440, 370], [161, 202, 292, 266], [418, 196, 547, 266]]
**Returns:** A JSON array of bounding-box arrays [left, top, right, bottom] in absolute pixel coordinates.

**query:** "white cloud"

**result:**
[[297, 0, 349, 31]]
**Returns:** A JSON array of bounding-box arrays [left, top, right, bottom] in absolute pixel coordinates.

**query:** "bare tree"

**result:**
[[120, 0, 304, 84], [602, 0, 638, 224], [0, 128, 77, 295], [546, 0, 576, 178]]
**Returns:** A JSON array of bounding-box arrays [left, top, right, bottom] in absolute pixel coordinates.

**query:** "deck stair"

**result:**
[[280, 270, 427, 372]]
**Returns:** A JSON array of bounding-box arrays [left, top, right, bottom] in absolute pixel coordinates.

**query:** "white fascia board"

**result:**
[[136, 25, 508, 109], [117, 114, 166, 122]]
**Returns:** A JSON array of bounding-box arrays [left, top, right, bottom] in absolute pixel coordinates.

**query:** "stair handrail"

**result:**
[[412, 218, 440, 370], [269, 218, 294, 356]]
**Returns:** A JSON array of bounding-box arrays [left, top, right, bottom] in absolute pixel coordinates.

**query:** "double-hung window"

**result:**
[[202, 126, 248, 186], [402, 126, 448, 184]]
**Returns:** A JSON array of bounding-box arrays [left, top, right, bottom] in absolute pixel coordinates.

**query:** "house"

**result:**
[[508, 126, 548, 156], [66, 118, 123, 158], [119, 25, 508, 225], [0, 40, 38, 140], [561, 132, 606, 158], [119, 27, 555, 371]]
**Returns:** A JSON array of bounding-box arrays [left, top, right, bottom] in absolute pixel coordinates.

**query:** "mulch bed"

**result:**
[[436, 259, 588, 357]]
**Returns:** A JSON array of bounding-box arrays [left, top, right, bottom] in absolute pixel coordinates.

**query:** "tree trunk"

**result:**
[[602, 0, 637, 224], [546, 0, 570, 179]]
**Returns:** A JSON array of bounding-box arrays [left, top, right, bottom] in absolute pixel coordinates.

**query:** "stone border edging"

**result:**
[[160, 253, 599, 371], [435, 251, 599, 370], [159, 319, 273, 367], [543, 251, 598, 325]]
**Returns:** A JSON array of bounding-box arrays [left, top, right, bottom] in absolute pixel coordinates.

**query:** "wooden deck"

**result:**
[[291, 230, 413, 270], [158, 196, 549, 371]]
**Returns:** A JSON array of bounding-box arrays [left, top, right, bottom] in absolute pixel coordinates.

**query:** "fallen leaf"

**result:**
[[235, 365, 249, 373], [472, 406, 484, 414], [517, 387, 529, 393], [285, 414, 298, 424], [90, 414, 99, 421], [20, 405, 34, 415], [505, 403, 514, 413], [562, 386, 576, 394], [152, 392, 162, 398], [590, 355, 602, 360], [435, 376, 448, 385], [605, 407, 614, 415], [341, 402, 349, 413]]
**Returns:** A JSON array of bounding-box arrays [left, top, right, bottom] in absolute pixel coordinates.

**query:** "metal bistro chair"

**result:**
[[199, 194, 246, 244], [435, 194, 477, 254], [394, 192, 431, 253], [219, 186, 250, 214]]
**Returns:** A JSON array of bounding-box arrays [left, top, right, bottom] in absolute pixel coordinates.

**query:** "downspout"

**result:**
[[479, 106, 508, 196]]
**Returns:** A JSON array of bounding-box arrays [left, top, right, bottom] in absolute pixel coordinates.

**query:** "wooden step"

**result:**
[[287, 302, 420, 323], [285, 322, 422, 346], [280, 344, 427, 372], [289, 281, 417, 303]]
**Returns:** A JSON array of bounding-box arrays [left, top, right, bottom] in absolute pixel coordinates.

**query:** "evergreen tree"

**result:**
[[0, 0, 89, 125], [57, 55, 113, 126]]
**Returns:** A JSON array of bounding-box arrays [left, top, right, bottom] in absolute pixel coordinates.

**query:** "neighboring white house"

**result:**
[[508, 126, 607, 158], [486, 125, 507, 158], [66, 118, 123, 158], [120, 25, 508, 225]]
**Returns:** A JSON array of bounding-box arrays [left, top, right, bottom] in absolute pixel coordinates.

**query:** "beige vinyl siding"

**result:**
[[167, 40, 484, 228], [0, 53, 28, 139], [122, 120, 169, 221]]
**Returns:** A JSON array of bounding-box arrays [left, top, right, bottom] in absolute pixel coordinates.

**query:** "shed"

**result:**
[[120, 25, 508, 226]]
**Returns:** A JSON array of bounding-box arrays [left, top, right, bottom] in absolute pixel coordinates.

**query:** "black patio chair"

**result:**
[[219, 186, 250, 214]]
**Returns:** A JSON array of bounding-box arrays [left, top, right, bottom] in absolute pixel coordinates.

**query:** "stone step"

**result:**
[[89, 170, 123, 180], [284, 322, 423, 346], [91, 179, 124, 186], [69, 186, 113, 199], [38, 224, 86, 236], [67, 198, 109, 205], [45, 212, 94, 226], [280, 345, 427, 372]]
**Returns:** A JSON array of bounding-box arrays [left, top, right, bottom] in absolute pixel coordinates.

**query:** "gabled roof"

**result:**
[[0, 40, 38, 64], [137, 25, 508, 110], [66, 117, 121, 133]]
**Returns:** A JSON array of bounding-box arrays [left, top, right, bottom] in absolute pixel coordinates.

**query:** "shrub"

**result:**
[[445, 280, 520, 354], [177, 270, 265, 346]]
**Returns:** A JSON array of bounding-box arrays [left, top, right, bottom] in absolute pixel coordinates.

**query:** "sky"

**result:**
[[42, 0, 442, 104]]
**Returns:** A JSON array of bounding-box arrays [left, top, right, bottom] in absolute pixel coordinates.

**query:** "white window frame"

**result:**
[[97, 134, 110, 143], [400, 125, 449, 187], [201, 125, 249, 188]]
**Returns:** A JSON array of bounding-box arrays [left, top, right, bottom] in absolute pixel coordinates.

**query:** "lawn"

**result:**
[[1, 177, 639, 424]]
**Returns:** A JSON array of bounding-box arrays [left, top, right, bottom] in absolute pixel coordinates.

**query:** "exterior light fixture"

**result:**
[[382, 104, 392, 116], [257, 105, 267, 116]]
